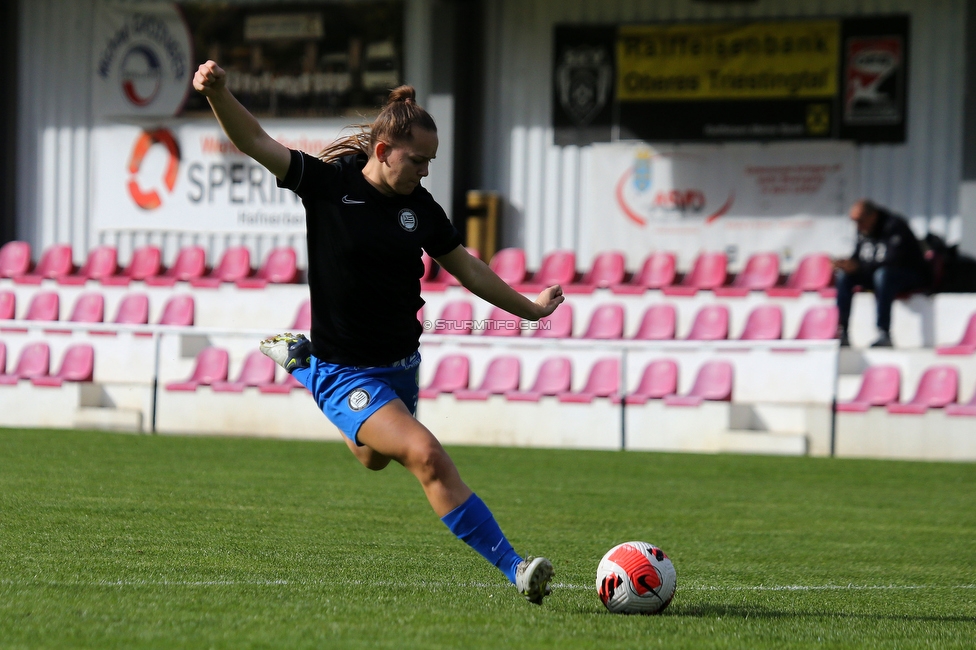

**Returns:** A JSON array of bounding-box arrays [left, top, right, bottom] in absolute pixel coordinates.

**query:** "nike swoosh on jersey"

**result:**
[[342, 195, 366, 204]]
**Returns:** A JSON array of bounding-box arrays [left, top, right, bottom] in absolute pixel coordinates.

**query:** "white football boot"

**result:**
[[259, 333, 311, 372], [515, 556, 554, 605]]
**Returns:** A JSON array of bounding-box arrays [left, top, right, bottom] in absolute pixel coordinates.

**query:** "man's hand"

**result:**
[[532, 285, 565, 320], [832, 258, 858, 274], [193, 60, 227, 97]]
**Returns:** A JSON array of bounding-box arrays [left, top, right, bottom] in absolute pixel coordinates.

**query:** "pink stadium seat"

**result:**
[[529, 250, 576, 288], [625, 359, 679, 405], [212, 351, 277, 392], [532, 303, 573, 338], [32, 344, 95, 387], [936, 312, 976, 355], [237, 247, 298, 288], [0, 341, 5, 374], [59, 246, 118, 285], [420, 252, 447, 292], [739, 305, 783, 341], [419, 355, 470, 398], [582, 304, 625, 340], [0, 342, 50, 385], [259, 372, 306, 394], [613, 251, 676, 294], [0, 290, 14, 320], [686, 305, 729, 341], [632, 304, 677, 341], [946, 385, 976, 416], [68, 293, 105, 324], [158, 295, 195, 327], [0, 241, 31, 279], [191, 246, 251, 287], [795, 306, 840, 340], [114, 294, 150, 325], [767, 254, 834, 297], [25, 292, 59, 322], [559, 358, 620, 403], [505, 357, 572, 402], [886, 366, 958, 414], [165, 347, 230, 391], [836, 366, 901, 413], [484, 306, 522, 337], [489, 248, 527, 286], [716, 253, 780, 296], [15, 244, 73, 284], [664, 361, 733, 407], [292, 300, 312, 330], [663, 252, 727, 296], [145, 246, 207, 286], [434, 300, 474, 335], [455, 356, 521, 400], [567, 251, 626, 294], [103, 245, 164, 286]]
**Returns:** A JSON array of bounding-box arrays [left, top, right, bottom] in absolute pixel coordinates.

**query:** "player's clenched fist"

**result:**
[[193, 60, 226, 96]]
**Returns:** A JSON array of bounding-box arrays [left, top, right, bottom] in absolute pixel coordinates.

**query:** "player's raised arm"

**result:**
[[192, 60, 291, 179]]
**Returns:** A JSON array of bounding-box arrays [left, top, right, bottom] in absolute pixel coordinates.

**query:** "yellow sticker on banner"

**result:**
[[617, 20, 840, 101]]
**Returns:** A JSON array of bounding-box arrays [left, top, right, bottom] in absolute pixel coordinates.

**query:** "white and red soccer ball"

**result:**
[[596, 541, 676, 615]]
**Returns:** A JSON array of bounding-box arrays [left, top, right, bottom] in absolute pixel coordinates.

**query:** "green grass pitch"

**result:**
[[1, 427, 974, 649]]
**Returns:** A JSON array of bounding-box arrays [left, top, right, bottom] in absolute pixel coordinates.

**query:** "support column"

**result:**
[[959, 0, 976, 255]]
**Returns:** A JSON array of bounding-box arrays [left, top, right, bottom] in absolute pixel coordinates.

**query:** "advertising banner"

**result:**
[[91, 122, 349, 234], [582, 142, 859, 269]]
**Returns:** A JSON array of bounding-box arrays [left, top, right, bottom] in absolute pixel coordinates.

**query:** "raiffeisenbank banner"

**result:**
[[91, 122, 347, 233]]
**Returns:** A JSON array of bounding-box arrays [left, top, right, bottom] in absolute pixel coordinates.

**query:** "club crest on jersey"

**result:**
[[348, 388, 371, 411], [398, 209, 418, 232]]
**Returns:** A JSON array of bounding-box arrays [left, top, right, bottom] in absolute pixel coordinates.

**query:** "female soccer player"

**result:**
[[193, 60, 563, 605]]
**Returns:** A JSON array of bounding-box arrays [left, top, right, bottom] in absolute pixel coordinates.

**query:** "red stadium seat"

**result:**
[[165, 347, 230, 391], [582, 304, 625, 340], [434, 300, 474, 335], [292, 300, 311, 330], [0, 290, 14, 320], [68, 293, 105, 324], [937, 312, 976, 355], [158, 295, 194, 326], [716, 253, 780, 296], [103, 245, 164, 286], [59, 246, 118, 285], [237, 247, 298, 288], [212, 351, 277, 392], [419, 355, 469, 398], [145, 246, 207, 286], [0, 241, 31, 279], [686, 305, 729, 341], [836, 366, 901, 413], [664, 361, 733, 406], [567, 251, 626, 294], [505, 357, 572, 402], [767, 253, 834, 297], [532, 303, 573, 338], [15, 244, 73, 284], [32, 344, 95, 387], [524, 250, 576, 290], [455, 356, 521, 401], [795, 306, 839, 340], [663, 252, 727, 296], [739, 305, 783, 341], [625, 359, 679, 405], [632, 304, 677, 340], [484, 306, 522, 337], [191, 246, 251, 287], [259, 372, 306, 394], [558, 358, 620, 403], [489, 248, 527, 285], [886, 366, 958, 414], [0, 342, 50, 385], [612, 251, 676, 294]]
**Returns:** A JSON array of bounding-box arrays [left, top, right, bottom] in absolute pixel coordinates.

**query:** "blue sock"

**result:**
[[440, 493, 523, 583]]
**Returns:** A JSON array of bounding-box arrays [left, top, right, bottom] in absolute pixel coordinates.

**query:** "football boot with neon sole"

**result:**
[[259, 333, 311, 373], [515, 556, 554, 605]]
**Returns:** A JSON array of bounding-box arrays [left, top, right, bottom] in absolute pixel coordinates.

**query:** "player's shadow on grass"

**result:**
[[666, 603, 976, 623]]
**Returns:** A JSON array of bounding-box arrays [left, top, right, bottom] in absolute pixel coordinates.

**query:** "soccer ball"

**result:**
[[596, 541, 676, 615]]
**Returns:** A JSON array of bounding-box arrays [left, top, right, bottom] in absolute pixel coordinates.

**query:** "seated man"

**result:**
[[833, 199, 928, 348]]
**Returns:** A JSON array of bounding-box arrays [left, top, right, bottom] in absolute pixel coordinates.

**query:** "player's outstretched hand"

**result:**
[[533, 285, 565, 319], [193, 60, 227, 96]]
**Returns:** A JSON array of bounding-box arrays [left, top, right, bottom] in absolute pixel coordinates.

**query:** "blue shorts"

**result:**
[[291, 351, 421, 445]]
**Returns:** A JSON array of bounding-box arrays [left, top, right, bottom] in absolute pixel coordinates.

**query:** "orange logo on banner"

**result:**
[[127, 129, 180, 210]]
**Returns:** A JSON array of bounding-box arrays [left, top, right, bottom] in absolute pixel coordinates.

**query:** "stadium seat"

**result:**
[[686, 305, 729, 340], [483, 306, 522, 337], [32, 344, 94, 387], [0, 342, 50, 385], [292, 300, 311, 330], [14, 244, 73, 284], [520, 250, 576, 291], [419, 354, 469, 398], [68, 293, 105, 324], [25, 291, 60, 322], [158, 295, 195, 327], [237, 247, 298, 288], [566, 251, 626, 294], [420, 252, 447, 292], [212, 351, 277, 392], [766, 254, 833, 297], [946, 385, 976, 416], [114, 294, 150, 325], [259, 372, 306, 394], [0, 341, 5, 374], [795, 305, 839, 340], [886, 366, 958, 414], [624, 359, 679, 405], [59, 246, 118, 285], [715, 252, 780, 296], [434, 300, 474, 335], [612, 251, 676, 294], [664, 361, 733, 406], [505, 357, 572, 402], [663, 252, 727, 296], [165, 347, 230, 391], [0, 241, 31, 279], [102, 245, 163, 286], [558, 358, 620, 403], [936, 312, 976, 355], [455, 356, 521, 400], [582, 304, 625, 340], [632, 304, 677, 340], [836, 366, 901, 413], [191, 246, 251, 287], [739, 305, 783, 340], [532, 303, 573, 338], [0, 291, 14, 320], [489, 248, 527, 285], [145, 246, 206, 286]]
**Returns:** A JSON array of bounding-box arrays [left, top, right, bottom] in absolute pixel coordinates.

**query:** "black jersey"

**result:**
[[277, 149, 462, 366], [851, 209, 927, 278]]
